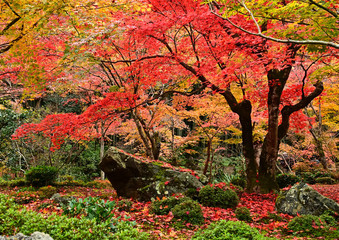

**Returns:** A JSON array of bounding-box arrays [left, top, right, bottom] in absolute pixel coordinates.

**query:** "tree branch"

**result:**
[[208, 2, 339, 49]]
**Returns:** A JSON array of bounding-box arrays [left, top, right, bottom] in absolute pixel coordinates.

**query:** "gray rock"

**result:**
[[0, 232, 53, 240], [276, 182, 339, 216], [99, 147, 204, 201], [30, 232, 53, 240], [50, 193, 76, 206]]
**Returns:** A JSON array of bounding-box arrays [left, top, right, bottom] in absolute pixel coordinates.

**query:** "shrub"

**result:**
[[185, 188, 200, 201], [38, 186, 57, 199], [276, 174, 300, 188], [62, 196, 116, 222], [0, 178, 27, 187], [235, 207, 252, 222], [86, 179, 112, 189], [230, 176, 247, 189], [315, 177, 336, 184], [171, 199, 204, 225], [25, 166, 58, 187], [191, 220, 270, 239], [287, 214, 338, 238], [150, 196, 190, 215], [198, 185, 239, 209], [110, 218, 150, 240]]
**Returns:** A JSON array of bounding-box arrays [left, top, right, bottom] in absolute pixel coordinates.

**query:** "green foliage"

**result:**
[[185, 188, 200, 201], [213, 156, 246, 183], [38, 186, 57, 199], [198, 185, 239, 209], [0, 108, 31, 169], [0, 193, 112, 239], [276, 174, 301, 188], [110, 218, 150, 240], [315, 177, 336, 184], [0, 178, 27, 187], [235, 207, 252, 222], [66, 141, 102, 181], [299, 172, 316, 184], [25, 166, 58, 187], [191, 220, 270, 239], [62, 196, 116, 222], [171, 199, 204, 225], [230, 176, 247, 189], [150, 196, 190, 215], [0, 193, 148, 240], [287, 214, 339, 238]]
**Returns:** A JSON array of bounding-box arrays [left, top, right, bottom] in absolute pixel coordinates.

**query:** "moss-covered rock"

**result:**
[[275, 182, 339, 216], [99, 147, 204, 201]]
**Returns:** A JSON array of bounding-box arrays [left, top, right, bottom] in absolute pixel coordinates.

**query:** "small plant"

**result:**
[[192, 220, 269, 239], [198, 185, 239, 209], [38, 186, 57, 199], [276, 173, 300, 188], [150, 196, 190, 215], [235, 207, 252, 222], [287, 214, 338, 238], [25, 166, 58, 187], [171, 199, 204, 225], [62, 196, 116, 222]]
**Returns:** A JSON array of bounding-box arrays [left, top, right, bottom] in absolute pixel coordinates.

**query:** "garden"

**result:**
[[1, 0, 339, 239]]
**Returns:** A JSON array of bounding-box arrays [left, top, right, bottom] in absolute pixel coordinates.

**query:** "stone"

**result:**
[[99, 147, 205, 201], [50, 193, 75, 206], [0, 232, 53, 240], [275, 182, 339, 216]]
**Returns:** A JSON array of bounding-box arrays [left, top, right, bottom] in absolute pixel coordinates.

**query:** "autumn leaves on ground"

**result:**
[[0, 181, 338, 239]]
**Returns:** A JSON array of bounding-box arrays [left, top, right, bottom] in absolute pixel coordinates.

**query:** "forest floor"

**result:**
[[1, 183, 338, 239]]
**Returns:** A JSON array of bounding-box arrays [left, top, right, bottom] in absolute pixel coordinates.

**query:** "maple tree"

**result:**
[[7, 0, 338, 194], [101, 0, 328, 192]]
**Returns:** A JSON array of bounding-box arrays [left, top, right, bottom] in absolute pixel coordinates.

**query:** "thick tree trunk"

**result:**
[[238, 104, 258, 192], [258, 69, 285, 193]]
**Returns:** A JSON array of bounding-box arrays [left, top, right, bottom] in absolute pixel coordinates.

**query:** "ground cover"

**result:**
[[0, 183, 338, 239]]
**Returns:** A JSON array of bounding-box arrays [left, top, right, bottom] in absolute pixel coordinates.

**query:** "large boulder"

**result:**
[[276, 182, 339, 216], [99, 147, 205, 201]]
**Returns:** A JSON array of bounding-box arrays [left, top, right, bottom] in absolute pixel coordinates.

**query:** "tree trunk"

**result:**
[[203, 139, 212, 175], [231, 100, 258, 192], [100, 135, 105, 180]]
